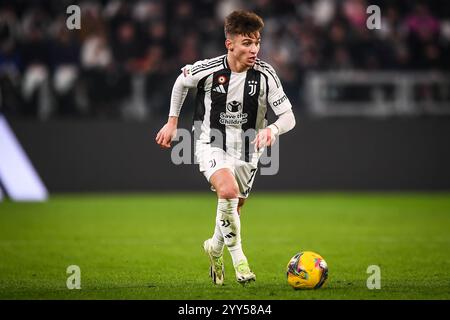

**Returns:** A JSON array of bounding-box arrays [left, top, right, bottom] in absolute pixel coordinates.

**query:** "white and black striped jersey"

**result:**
[[180, 54, 292, 164]]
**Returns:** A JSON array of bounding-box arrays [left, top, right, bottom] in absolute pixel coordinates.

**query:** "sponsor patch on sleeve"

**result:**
[[272, 94, 287, 107], [182, 65, 192, 77]]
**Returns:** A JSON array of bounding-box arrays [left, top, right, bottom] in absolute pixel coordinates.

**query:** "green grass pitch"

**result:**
[[1, 193, 449, 300]]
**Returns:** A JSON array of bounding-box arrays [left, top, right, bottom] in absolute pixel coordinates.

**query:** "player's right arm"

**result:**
[[155, 74, 186, 148], [155, 62, 202, 148]]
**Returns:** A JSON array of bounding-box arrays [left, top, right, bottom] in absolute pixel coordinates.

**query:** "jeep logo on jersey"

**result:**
[[227, 101, 242, 113]]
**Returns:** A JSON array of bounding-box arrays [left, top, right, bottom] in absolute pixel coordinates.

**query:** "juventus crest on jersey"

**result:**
[[180, 54, 292, 163]]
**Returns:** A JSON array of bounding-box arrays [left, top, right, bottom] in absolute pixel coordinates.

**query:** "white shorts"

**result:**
[[195, 144, 258, 198]]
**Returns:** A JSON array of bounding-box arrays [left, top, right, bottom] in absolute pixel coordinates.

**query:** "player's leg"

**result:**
[[210, 168, 255, 284], [207, 167, 238, 254], [202, 168, 236, 285], [209, 168, 240, 261]]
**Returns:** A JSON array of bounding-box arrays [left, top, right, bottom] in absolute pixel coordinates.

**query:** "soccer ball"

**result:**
[[286, 251, 328, 289]]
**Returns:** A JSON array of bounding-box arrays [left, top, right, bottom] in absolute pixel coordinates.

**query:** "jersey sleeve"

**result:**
[[179, 58, 214, 88], [265, 66, 293, 115]]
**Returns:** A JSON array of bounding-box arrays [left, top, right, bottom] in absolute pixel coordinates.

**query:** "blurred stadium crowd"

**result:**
[[0, 0, 449, 119]]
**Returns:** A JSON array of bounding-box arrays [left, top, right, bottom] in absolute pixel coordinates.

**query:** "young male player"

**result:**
[[156, 10, 296, 285]]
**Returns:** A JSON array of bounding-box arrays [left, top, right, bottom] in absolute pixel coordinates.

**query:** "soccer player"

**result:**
[[155, 10, 296, 285]]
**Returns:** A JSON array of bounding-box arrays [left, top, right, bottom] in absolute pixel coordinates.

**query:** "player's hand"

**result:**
[[252, 127, 276, 151], [155, 122, 177, 149]]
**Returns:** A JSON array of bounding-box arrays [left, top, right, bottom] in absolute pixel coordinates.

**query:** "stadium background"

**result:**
[[1, 0, 450, 300]]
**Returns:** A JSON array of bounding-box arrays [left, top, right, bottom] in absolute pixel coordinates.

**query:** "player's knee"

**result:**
[[217, 185, 239, 199], [217, 188, 239, 199]]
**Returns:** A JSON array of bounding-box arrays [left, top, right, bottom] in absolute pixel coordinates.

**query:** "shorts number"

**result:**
[[244, 169, 257, 197], [247, 168, 257, 185]]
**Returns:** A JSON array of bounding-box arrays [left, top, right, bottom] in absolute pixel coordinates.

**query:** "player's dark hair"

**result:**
[[224, 10, 264, 38]]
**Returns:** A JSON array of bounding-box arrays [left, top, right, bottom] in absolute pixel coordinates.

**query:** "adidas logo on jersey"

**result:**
[[212, 84, 226, 94]]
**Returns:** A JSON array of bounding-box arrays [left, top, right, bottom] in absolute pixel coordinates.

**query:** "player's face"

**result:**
[[228, 32, 261, 68]]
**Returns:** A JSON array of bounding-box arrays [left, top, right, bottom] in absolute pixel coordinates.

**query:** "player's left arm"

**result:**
[[253, 69, 296, 149]]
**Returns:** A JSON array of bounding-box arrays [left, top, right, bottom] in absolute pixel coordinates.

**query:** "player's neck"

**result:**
[[227, 53, 250, 73]]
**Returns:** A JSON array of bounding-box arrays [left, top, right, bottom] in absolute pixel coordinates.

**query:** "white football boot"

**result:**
[[203, 239, 224, 285], [234, 260, 256, 284]]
